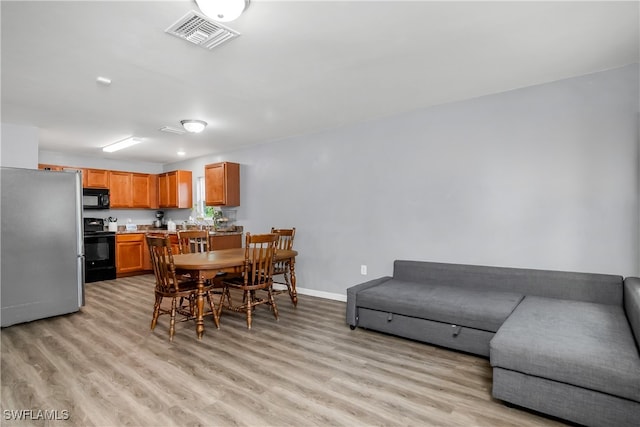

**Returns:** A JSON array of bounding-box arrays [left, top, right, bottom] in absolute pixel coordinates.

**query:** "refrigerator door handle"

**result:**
[[74, 171, 84, 257], [78, 255, 85, 307]]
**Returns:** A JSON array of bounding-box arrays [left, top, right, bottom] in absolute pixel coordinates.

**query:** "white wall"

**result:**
[[166, 64, 639, 295], [38, 150, 163, 174], [0, 123, 39, 168]]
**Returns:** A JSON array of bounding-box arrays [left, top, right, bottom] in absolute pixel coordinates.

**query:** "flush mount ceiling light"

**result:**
[[195, 0, 248, 22], [102, 137, 142, 153], [180, 119, 208, 133]]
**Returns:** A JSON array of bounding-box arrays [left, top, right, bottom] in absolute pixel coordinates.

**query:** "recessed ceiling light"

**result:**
[[96, 76, 112, 86], [177, 151, 186, 156], [102, 137, 142, 153]]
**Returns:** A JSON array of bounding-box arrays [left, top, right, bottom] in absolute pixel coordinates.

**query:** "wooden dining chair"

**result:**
[[220, 233, 279, 329], [146, 235, 220, 341], [177, 229, 209, 254], [270, 227, 297, 306], [177, 228, 227, 290]]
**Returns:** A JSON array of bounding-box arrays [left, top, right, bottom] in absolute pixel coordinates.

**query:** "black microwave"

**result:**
[[83, 188, 110, 209]]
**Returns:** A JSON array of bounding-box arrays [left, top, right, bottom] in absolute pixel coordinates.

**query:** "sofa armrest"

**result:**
[[624, 277, 640, 350], [346, 276, 392, 328]]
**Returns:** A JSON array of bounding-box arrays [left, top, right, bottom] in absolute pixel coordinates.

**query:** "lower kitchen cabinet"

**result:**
[[116, 234, 147, 276], [147, 232, 180, 255], [116, 232, 240, 277], [142, 235, 152, 271]]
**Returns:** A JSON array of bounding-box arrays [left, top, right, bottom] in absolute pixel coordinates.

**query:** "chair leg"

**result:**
[[223, 287, 232, 309], [250, 290, 257, 312], [206, 291, 220, 329], [268, 287, 279, 321], [169, 298, 178, 342], [217, 290, 225, 318], [245, 290, 252, 329], [151, 294, 162, 330], [189, 294, 197, 317], [284, 268, 296, 304]]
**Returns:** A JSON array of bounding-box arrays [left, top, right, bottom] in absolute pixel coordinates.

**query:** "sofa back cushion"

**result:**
[[393, 260, 622, 306], [624, 277, 640, 349]]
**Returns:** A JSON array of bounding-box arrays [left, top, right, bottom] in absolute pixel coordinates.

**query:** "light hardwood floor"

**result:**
[[1, 275, 568, 427]]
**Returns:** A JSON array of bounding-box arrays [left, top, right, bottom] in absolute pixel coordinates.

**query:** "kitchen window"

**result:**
[[196, 176, 215, 219]]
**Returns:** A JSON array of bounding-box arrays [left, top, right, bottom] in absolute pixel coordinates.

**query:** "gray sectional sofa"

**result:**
[[346, 260, 640, 427]]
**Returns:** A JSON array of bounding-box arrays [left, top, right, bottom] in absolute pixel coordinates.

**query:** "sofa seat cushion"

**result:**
[[356, 280, 524, 332], [490, 296, 640, 402]]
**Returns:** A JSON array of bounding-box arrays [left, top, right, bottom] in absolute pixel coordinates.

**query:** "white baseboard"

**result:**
[[297, 287, 347, 302], [272, 284, 346, 302]]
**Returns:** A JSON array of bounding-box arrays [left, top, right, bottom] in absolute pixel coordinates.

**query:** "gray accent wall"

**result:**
[[168, 65, 640, 293]]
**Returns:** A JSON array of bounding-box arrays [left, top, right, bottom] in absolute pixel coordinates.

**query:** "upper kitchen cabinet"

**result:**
[[109, 171, 132, 208], [205, 162, 240, 206], [158, 170, 192, 209], [110, 171, 158, 209], [85, 168, 110, 188], [132, 173, 157, 209]]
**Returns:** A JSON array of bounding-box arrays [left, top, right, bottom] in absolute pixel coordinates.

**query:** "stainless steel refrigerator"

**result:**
[[1, 167, 84, 327]]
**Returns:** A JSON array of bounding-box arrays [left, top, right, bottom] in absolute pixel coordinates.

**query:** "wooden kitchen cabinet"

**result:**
[[132, 173, 157, 208], [209, 233, 242, 250], [142, 234, 152, 271], [147, 232, 181, 255], [170, 234, 181, 255], [158, 170, 192, 209], [116, 234, 144, 276], [109, 172, 157, 209], [204, 162, 240, 206], [109, 171, 132, 208], [85, 168, 110, 188]]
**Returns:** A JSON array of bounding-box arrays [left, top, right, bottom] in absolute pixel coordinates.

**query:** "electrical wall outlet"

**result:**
[[360, 265, 367, 275]]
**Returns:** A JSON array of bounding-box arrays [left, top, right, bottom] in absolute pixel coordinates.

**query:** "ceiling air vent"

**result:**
[[165, 11, 240, 50], [159, 126, 186, 135]]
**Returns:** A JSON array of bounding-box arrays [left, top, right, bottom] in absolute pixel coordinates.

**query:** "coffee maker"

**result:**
[[154, 211, 165, 228]]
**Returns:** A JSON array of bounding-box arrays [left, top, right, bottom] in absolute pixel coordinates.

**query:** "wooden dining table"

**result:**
[[172, 248, 298, 339]]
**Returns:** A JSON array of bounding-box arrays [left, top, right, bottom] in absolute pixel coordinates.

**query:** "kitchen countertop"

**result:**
[[116, 228, 242, 236]]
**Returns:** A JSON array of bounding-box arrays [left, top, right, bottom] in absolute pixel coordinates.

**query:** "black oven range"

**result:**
[[83, 217, 116, 283]]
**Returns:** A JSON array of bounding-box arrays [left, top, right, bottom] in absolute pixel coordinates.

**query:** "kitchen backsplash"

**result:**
[[83, 208, 192, 226]]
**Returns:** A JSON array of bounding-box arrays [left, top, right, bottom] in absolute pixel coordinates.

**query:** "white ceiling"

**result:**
[[2, 1, 638, 164]]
